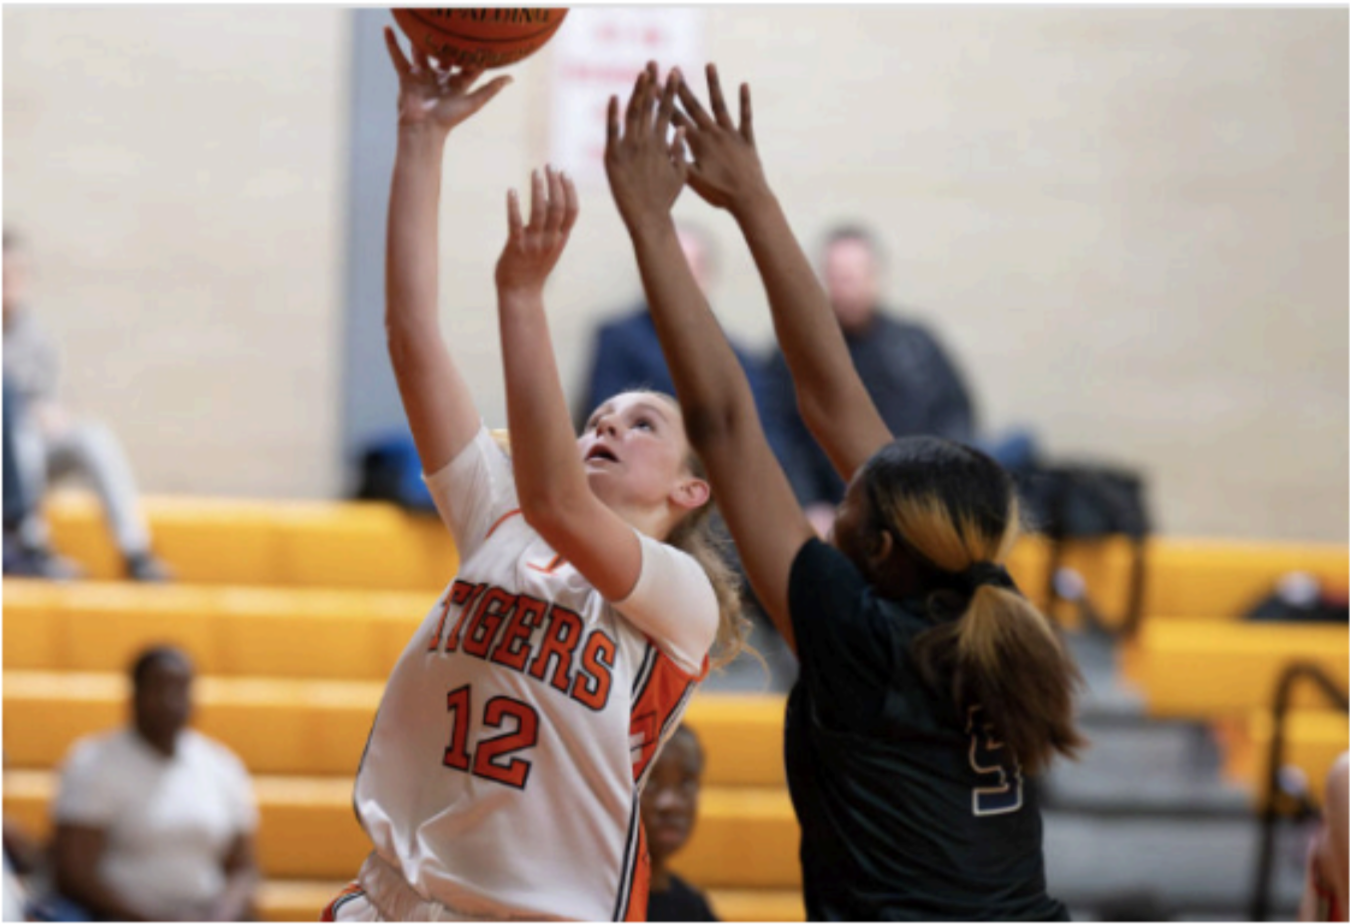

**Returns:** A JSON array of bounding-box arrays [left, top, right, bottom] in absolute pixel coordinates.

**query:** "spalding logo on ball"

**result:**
[[391, 8, 568, 70]]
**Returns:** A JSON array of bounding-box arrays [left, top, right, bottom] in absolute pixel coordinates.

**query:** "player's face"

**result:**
[[640, 730, 704, 865], [579, 392, 696, 514]]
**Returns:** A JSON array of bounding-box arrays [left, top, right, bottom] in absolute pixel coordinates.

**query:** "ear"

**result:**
[[866, 528, 894, 571], [670, 475, 711, 513]]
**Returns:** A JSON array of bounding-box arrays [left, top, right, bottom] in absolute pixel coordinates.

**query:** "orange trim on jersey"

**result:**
[[484, 508, 522, 541], [629, 649, 708, 783], [526, 552, 567, 574], [321, 882, 364, 922], [622, 822, 651, 922]]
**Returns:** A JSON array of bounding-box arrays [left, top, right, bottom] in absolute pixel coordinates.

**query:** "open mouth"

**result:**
[[585, 445, 619, 464]]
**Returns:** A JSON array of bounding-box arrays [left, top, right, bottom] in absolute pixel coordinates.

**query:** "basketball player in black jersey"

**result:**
[[604, 63, 1085, 920]]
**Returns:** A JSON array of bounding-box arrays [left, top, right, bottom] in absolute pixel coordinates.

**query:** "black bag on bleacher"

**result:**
[[1016, 462, 1151, 634]]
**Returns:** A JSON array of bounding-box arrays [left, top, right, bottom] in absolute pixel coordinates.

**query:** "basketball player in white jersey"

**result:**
[[324, 31, 748, 922]]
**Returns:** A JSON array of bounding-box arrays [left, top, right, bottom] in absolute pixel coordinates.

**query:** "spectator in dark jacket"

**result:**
[[579, 224, 780, 454], [765, 225, 1029, 537]]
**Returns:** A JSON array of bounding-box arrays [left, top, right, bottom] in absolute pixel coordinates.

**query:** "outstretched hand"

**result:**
[[383, 26, 511, 133], [495, 165, 579, 297], [604, 62, 688, 229], [674, 64, 771, 215]]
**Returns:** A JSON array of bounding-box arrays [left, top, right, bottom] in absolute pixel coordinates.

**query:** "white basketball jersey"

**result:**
[[353, 426, 717, 922]]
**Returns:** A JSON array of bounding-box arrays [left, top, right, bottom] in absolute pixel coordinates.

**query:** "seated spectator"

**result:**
[[3, 372, 77, 579], [51, 646, 259, 921], [764, 224, 1034, 536], [1301, 751, 1348, 922], [2, 231, 169, 581], [641, 725, 718, 922]]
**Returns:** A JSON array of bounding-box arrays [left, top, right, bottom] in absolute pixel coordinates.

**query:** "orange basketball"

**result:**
[[391, 8, 568, 70]]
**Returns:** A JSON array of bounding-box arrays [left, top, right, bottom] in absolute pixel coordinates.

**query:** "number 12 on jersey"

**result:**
[[444, 685, 540, 790], [966, 706, 1023, 816]]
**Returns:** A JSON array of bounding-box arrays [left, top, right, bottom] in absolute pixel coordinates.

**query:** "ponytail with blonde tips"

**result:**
[[861, 436, 1085, 775], [913, 582, 1085, 775]]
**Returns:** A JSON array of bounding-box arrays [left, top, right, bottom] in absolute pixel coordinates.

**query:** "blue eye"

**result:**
[[635, 418, 654, 431]]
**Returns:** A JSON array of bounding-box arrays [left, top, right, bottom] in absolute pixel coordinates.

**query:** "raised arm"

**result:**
[[494, 167, 649, 603], [382, 27, 510, 475], [606, 66, 812, 646], [675, 65, 892, 485]]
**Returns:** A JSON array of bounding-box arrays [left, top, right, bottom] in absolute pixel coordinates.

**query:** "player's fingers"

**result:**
[[606, 95, 622, 149], [382, 27, 413, 79], [624, 69, 648, 135], [464, 75, 512, 115], [527, 168, 546, 231], [671, 127, 691, 181], [706, 64, 735, 131], [654, 70, 678, 139], [449, 64, 486, 92], [560, 172, 580, 236], [740, 82, 755, 145], [410, 41, 432, 75], [674, 70, 716, 129], [506, 188, 523, 239], [545, 166, 566, 234]]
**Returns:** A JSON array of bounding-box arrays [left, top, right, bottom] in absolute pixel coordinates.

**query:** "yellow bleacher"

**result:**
[[2, 670, 800, 920], [7, 491, 1348, 920], [1120, 621, 1349, 718], [39, 492, 1347, 619]]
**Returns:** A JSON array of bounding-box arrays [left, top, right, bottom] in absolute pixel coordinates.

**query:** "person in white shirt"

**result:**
[[51, 646, 259, 921], [323, 31, 749, 924]]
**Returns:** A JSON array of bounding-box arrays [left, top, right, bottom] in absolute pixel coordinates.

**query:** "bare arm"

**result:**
[[1326, 753, 1349, 914], [53, 824, 149, 922], [207, 832, 259, 922], [676, 66, 892, 485], [607, 66, 813, 646], [495, 167, 648, 602], [382, 28, 511, 475]]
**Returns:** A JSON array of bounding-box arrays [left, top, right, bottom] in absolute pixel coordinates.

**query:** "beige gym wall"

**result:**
[[4, 6, 1346, 541]]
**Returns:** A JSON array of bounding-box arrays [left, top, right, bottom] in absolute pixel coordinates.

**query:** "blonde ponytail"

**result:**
[[863, 436, 1086, 774], [950, 586, 1084, 775], [666, 507, 754, 670]]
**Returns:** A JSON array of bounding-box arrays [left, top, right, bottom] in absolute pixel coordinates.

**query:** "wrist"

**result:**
[[729, 185, 778, 223], [397, 121, 450, 150], [497, 282, 544, 307], [622, 210, 678, 243]]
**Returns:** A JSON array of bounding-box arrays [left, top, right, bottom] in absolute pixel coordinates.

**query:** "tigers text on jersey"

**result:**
[[353, 425, 717, 922]]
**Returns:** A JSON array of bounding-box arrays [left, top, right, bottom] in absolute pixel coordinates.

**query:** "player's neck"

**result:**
[[606, 500, 675, 544]]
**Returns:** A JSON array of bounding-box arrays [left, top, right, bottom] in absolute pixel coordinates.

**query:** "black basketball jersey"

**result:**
[[784, 539, 1068, 921]]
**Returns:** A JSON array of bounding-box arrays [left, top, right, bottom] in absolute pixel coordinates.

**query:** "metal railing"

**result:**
[[1248, 661, 1348, 921]]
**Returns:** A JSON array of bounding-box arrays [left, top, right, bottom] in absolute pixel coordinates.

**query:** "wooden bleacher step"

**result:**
[[255, 880, 806, 922], [3, 770, 798, 888]]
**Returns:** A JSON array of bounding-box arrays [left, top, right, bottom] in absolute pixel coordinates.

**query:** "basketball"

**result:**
[[391, 8, 568, 70]]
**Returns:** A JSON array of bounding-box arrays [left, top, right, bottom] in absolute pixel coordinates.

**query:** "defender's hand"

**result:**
[[604, 63, 688, 229], [674, 64, 771, 216]]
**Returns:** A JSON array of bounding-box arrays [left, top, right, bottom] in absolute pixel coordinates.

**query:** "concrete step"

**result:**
[[1044, 810, 1306, 915]]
